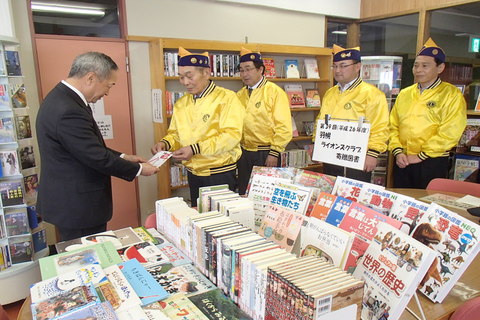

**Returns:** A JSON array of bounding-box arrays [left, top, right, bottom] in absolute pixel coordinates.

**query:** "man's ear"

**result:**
[[85, 72, 96, 85], [437, 63, 445, 74]]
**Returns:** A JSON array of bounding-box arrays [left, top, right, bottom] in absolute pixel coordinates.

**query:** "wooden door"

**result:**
[[35, 38, 139, 230]]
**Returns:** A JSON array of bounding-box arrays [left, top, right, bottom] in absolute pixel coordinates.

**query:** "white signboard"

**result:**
[[152, 88, 163, 123], [312, 119, 370, 170]]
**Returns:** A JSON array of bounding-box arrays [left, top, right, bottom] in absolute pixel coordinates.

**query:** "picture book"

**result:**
[[15, 115, 32, 139], [30, 263, 107, 302], [342, 234, 370, 274], [269, 181, 313, 216], [293, 170, 336, 216], [133, 226, 161, 245], [4, 207, 29, 236], [188, 289, 252, 319], [357, 186, 400, 216], [339, 202, 402, 241], [332, 176, 383, 202], [305, 88, 321, 108], [24, 173, 38, 205], [198, 184, 229, 212], [10, 83, 27, 108], [0, 84, 9, 109], [55, 301, 118, 320], [159, 294, 208, 319], [40, 242, 122, 280], [31, 284, 100, 320], [412, 203, 480, 303], [325, 196, 352, 227], [142, 302, 171, 320], [19, 145, 36, 169], [147, 151, 172, 168], [353, 222, 437, 320], [0, 150, 20, 176], [304, 58, 320, 79], [456, 118, 480, 153], [8, 235, 33, 264], [310, 192, 337, 220], [300, 217, 354, 269], [156, 242, 192, 266], [389, 195, 429, 235], [0, 179, 24, 206], [258, 204, 305, 252], [31, 225, 47, 252], [104, 264, 143, 311], [453, 154, 479, 182], [147, 262, 216, 297], [263, 57, 276, 78], [284, 59, 300, 78], [117, 241, 173, 268], [0, 116, 15, 143], [5, 50, 22, 76], [119, 258, 169, 305], [284, 84, 305, 108]]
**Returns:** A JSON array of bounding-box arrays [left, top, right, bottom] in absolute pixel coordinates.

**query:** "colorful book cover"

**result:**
[[188, 289, 252, 319], [300, 217, 354, 269], [147, 151, 173, 168], [0, 84, 10, 109], [284, 84, 305, 108], [284, 59, 300, 78], [56, 301, 118, 320], [133, 226, 161, 245], [103, 264, 142, 311], [0, 179, 24, 206], [0, 150, 20, 176], [453, 154, 479, 181], [342, 235, 370, 274], [159, 294, 208, 319], [310, 192, 337, 220], [304, 58, 320, 79], [332, 176, 383, 203], [156, 242, 192, 266], [305, 88, 321, 107], [292, 170, 335, 216], [353, 222, 437, 320], [325, 196, 352, 227], [4, 207, 29, 236], [30, 263, 107, 303], [8, 235, 33, 264], [0, 116, 15, 143], [40, 242, 122, 280], [258, 205, 304, 252], [263, 57, 276, 78], [339, 202, 402, 241], [389, 195, 430, 235], [412, 203, 480, 303], [24, 173, 38, 205], [10, 83, 27, 108], [357, 186, 400, 216], [5, 50, 22, 76], [147, 262, 216, 297], [15, 115, 32, 139], [269, 181, 313, 216], [119, 258, 169, 305]]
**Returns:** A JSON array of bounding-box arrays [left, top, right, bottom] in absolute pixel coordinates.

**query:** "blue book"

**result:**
[[325, 196, 352, 227], [119, 258, 169, 305]]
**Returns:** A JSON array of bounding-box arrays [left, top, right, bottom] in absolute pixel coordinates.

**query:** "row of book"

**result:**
[[170, 163, 188, 187], [0, 82, 27, 109], [164, 90, 185, 116], [279, 148, 313, 168], [285, 85, 321, 108], [0, 114, 33, 143]]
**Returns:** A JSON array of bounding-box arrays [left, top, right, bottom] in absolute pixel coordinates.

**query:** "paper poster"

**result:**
[[95, 115, 113, 140], [152, 89, 163, 123]]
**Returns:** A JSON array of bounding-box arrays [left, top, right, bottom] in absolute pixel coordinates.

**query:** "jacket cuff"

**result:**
[[392, 148, 403, 157], [366, 149, 380, 158], [161, 139, 171, 151], [190, 143, 201, 155], [269, 149, 280, 158], [418, 151, 429, 161]]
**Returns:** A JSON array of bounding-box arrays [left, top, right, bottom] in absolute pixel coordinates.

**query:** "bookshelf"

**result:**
[[127, 36, 333, 199]]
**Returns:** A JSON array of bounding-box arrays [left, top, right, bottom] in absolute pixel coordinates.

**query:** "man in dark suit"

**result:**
[[36, 52, 158, 241]]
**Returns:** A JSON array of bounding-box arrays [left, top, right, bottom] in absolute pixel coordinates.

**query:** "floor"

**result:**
[[3, 299, 24, 320]]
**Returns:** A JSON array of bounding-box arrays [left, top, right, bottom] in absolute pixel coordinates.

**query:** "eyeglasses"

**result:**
[[238, 67, 257, 73], [330, 62, 358, 70]]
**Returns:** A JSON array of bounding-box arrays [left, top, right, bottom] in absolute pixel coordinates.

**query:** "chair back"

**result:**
[[143, 213, 157, 229], [450, 296, 480, 320], [426, 178, 480, 197]]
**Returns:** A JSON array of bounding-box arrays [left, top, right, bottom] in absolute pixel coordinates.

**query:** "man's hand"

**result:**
[[395, 153, 409, 168], [140, 163, 159, 176], [151, 141, 166, 154], [123, 154, 147, 163], [265, 155, 278, 167], [364, 155, 378, 172], [173, 146, 194, 161], [407, 154, 422, 165]]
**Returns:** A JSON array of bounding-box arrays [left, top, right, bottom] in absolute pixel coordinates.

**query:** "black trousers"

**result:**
[[237, 149, 280, 195], [323, 162, 372, 183], [58, 223, 107, 242], [187, 169, 237, 207], [393, 156, 449, 189]]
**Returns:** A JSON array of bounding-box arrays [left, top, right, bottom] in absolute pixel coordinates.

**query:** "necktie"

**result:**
[[248, 88, 253, 96]]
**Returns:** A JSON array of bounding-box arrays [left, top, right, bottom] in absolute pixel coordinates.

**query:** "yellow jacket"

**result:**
[[315, 78, 389, 157], [237, 77, 292, 157], [389, 78, 467, 159], [161, 81, 244, 176]]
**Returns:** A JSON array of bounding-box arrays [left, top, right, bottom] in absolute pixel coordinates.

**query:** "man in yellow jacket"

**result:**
[[389, 38, 466, 188], [151, 47, 244, 206], [314, 45, 389, 182], [236, 47, 292, 195]]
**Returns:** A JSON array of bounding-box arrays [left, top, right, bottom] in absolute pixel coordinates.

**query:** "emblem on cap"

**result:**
[[341, 52, 352, 58], [432, 49, 438, 55], [191, 57, 197, 64], [250, 54, 255, 60]]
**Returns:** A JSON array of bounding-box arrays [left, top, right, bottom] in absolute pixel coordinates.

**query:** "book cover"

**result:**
[[117, 241, 173, 268], [10, 83, 27, 108], [0, 150, 20, 176], [56, 301, 118, 320], [284, 84, 305, 108], [31, 225, 47, 252], [342, 235, 370, 274], [453, 154, 479, 182], [304, 58, 320, 79], [103, 264, 143, 311], [284, 59, 300, 78], [147, 151, 173, 168], [4, 207, 29, 236], [456, 118, 480, 153], [357, 186, 399, 216], [156, 242, 192, 266], [119, 258, 170, 305], [0, 84, 10, 109], [353, 222, 437, 320], [389, 195, 429, 235], [0, 116, 15, 143], [27, 205, 39, 229], [305, 88, 321, 108], [8, 235, 33, 264], [5, 50, 22, 76], [40, 242, 122, 280], [310, 192, 337, 220], [263, 57, 276, 78], [300, 217, 354, 269], [147, 262, 216, 297], [0, 179, 24, 206], [159, 294, 208, 319], [15, 115, 32, 139], [19, 145, 36, 169], [198, 184, 229, 212], [258, 205, 305, 252], [293, 170, 336, 216], [188, 288, 252, 320], [269, 181, 313, 216], [24, 173, 38, 205], [412, 203, 480, 303], [30, 263, 107, 303], [325, 196, 352, 227], [332, 176, 383, 202], [142, 302, 171, 320], [133, 226, 161, 245]]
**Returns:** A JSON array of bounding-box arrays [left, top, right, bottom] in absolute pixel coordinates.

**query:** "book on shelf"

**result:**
[[0, 84, 9, 109], [325, 196, 352, 227], [284, 84, 305, 108], [263, 57, 276, 78], [8, 234, 33, 264], [389, 195, 429, 235], [0, 179, 24, 206], [292, 170, 336, 216], [5, 50, 22, 76], [412, 202, 480, 303], [453, 154, 479, 182], [305, 88, 321, 108], [0, 46, 5, 76], [19, 145, 36, 169], [291, 116, 299, 137], [4, 207, 29, 236], [0, 150, 20, 176], [15, 114, 32, 139], [284, 59, 300, 78], [31, 224, 47, 252], [10, 83, 27, 108], [24, 173, 38, 205], [304, 58, 320, 79], [353, 222, 437, 320], [0, 116, 15, 143], [0, 239, 12, 270]]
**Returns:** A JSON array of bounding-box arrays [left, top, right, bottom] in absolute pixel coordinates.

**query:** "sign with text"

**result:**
[[312, 119, 370, 170]]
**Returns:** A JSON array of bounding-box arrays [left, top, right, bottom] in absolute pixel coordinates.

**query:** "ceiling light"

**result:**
[[31, 1, 105, 16], [332, 30, 347, 35]]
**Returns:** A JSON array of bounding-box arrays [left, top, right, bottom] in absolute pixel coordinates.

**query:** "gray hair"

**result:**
[[68, 52, 118, 81]]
